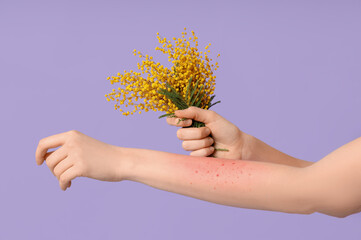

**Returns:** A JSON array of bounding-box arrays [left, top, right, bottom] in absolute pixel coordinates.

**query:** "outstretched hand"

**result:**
[[166, 107, 249, 159], [35, 130, 128, 191]]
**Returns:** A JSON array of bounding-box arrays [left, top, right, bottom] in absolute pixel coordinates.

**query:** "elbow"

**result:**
[[323, 205, 360, 218], [321, 209, 356, 218], [310, 196, 361, 218], [332, 212, 352, 218]]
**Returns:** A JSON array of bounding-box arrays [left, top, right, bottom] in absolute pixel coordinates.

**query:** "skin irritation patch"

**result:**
[[177, 155, 268, 193]]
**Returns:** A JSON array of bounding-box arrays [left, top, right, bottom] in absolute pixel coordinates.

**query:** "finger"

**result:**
[[182, 137, 214, 151], [65, 181, 71, 190], [166, 117, 192, 127], [190, 147, 215, 157], [53, 157, 74, 180], [36, 131, 69, 166], [177, 127, 211, 140], [175, 106, 219, 125], [45, 146, 68, 173], [44, 151, 55, 160], [59, 167, 80, 191]]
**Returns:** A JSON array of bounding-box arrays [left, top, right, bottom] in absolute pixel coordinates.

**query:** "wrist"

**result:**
[[112, 145, 138, 181], [239, 131, 256, 160]]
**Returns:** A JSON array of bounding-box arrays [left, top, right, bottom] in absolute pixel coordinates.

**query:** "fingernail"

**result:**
[[185, 119, 192, 125], [206, 128, 211, 135]]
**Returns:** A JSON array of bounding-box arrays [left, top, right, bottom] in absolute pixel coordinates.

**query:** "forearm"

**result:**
[[242, 133, 314, 168], [118, 147, 315, 214]]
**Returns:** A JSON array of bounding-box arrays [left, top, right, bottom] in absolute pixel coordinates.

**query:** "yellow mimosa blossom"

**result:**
[[105, 29, 220, 119]]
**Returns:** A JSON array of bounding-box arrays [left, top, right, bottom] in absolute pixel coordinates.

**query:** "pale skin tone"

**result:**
[[35, 107, 361, 218]]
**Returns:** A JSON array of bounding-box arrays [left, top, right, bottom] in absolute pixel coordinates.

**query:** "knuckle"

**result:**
[[194, 112, 200, 121], [69, 129, 79, 135], [208, 110, 218, 120], [188, 106, 197, 111], [68, 130, 81, 138]]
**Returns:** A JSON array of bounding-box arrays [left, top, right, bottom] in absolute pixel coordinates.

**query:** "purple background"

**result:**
[[1, 0, 360, 239]]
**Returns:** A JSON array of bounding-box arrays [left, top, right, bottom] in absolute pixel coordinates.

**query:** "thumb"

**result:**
[[174, 106, 218, 124]]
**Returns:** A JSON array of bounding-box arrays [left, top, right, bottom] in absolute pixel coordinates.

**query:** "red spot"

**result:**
[[207, 170, 209, 173], [232, 162, 235, 165], [216, 174, 219, 177], [240, 170, 243, 174], [190, 182, 192, 184], [248, 173, 251, 176], [231, 181, 234, 184], [213, 187, 216, 190], [195, 170, 198, 173], [221, 163, 224, 166]]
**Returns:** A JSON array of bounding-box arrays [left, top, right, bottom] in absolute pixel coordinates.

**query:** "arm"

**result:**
[[35, 130, 361, 217], [35, 130, 313, 214], [121, 147, 314, 214], [243, 134, 314, 168], [168, 107, 313, 168], [301, 137, 361, 217]]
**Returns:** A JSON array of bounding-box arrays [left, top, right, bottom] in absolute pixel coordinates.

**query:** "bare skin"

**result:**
[[35, 108, 361, 218], [167, 107, 312, 167]]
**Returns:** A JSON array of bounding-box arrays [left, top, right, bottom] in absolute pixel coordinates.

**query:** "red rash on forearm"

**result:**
[[127, 148, 305, 212], [170, 153, 268, 193]]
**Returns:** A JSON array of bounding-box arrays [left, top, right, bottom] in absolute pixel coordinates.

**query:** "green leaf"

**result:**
[[177, 118, 188, 124], [185, 77, 192, 105], [158, 113, 175, 119], [195, 91, 205, 107], [190, 85, 204, 106], [164, 83, 188, 107], [189, 79, 200, 104], [157, 88, 188, 110], [208, 95, 216, 107], [209, 100, 221, 108], [214, 148, 229, 152]]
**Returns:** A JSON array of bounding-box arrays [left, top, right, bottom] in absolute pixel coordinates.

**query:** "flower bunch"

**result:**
[[105, 28, 221, 128]]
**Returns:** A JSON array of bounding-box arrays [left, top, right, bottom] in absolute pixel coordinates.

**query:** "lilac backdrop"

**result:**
[[1, 0, 360, 239]]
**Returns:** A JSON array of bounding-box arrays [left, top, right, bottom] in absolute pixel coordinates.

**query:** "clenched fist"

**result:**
[[167, 107, 250, 159]]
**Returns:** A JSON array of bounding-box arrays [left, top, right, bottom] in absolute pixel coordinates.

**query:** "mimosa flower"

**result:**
[[105, 28, 221, 128]]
